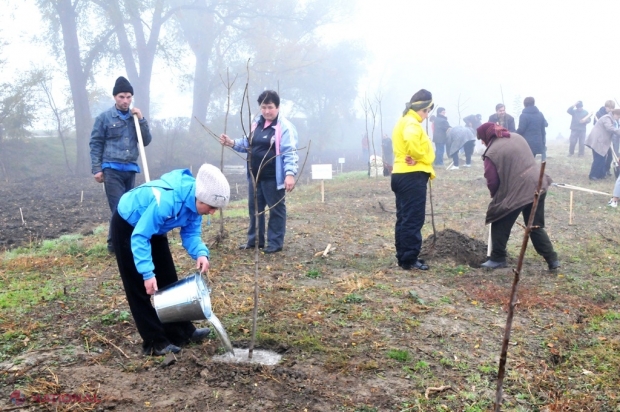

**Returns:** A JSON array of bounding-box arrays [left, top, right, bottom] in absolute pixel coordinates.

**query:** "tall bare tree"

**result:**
[[36, 0, 114, 175]]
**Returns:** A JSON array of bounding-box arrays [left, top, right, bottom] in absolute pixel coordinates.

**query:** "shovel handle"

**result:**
[[133, 114, 150, 182]]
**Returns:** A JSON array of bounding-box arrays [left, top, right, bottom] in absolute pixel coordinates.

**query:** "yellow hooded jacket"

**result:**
[[392, 110, 436, 178]]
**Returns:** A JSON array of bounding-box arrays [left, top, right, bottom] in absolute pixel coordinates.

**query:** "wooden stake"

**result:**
[[322, 243, 331, 257], [321, 180, 325, 203], [569, 191, 573, 225], [487, 224, 492, 257], [236, 183, 239, 194], [19, 207, 24, 225], [80, 190, 83, 203]]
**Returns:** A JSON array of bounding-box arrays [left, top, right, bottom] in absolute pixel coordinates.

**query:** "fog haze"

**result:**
[[2, 0, 620, 174]]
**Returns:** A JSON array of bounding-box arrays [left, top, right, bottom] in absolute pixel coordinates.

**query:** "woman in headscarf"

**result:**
[[477, 123, 560, 271], [391, 89, 435, 270]]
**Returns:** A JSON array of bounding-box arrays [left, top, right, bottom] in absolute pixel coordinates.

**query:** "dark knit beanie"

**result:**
[[113, 76, 133, 96], [576, 101, 583, 108]]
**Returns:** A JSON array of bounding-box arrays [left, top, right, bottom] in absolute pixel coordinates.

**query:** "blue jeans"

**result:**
[[391, 172, 430, 266], [434, 143, 445, 165], [103, 169, 136, 248], [247, 178, 286, 249]]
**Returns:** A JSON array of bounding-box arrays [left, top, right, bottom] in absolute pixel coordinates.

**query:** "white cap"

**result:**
[[195, 164, 230, 208]]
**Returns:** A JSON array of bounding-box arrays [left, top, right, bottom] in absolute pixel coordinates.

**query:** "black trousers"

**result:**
[[103, 169, 136, 248], [391, 172, 430, 266], [589, 149, 607, 179], [489, 193, 557, 264], [604, 137, 619, 175], [464, 140, 475, 165], [110, 211, 195, 353]]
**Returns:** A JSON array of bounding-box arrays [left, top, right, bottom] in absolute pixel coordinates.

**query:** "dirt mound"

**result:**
[[420, 229, 487, 267]]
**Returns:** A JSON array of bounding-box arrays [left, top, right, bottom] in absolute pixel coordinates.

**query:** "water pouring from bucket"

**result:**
[[153, 273, 234, 355]]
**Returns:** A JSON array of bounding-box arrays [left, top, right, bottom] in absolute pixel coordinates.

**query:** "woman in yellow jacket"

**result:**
[[391, 89, 436, 270]]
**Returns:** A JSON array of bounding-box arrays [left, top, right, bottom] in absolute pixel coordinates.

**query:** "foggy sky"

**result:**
[[3, 0, 620, 141]]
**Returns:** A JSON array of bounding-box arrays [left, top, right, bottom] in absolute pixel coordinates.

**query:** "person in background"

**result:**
[[488, 104, 516, 132], [90, 76, 153, 254], [596, 101, 620, 176], [476, 123, 559, 271], [446, 124, 476, 169], [111, 164, 230, 356], [433, 107, 450, 166], [567, 101, 591, 157], [220, 90, 299, 254], [382, 134, 393, 176], [516, 97, 547, 158], [593, 100, 615, 125], [585, 109, 620, 180], [464, 114, 483, 130], [391, 89, 435, 271]]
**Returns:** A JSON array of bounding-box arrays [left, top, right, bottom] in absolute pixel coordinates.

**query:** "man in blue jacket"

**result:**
[[219, 90, 298, 254], [90, 76, 153, 253], [111, 164, 230, 356]]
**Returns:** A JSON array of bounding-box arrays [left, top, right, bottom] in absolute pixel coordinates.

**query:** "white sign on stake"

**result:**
[[338, 158, 345, 164], [311, 164, 333, 180], [311, 164, 333, 203]]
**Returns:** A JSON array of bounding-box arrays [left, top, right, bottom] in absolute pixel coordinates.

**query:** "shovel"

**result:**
[[133, 114, 150, 182]]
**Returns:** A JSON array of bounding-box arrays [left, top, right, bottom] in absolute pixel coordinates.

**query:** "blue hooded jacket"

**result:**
[[117, 169, 209, 280]]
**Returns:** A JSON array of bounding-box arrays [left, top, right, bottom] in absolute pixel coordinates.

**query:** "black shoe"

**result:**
[[239, 243, 264, 250], [547, 260, 560, 270], [190, 328, 211, 343], [401, 260, 429, 270], [263, 246, 283, 254], [480, 259, 507, 269], [589, 176, 601, 181], [147, 343, 181, 356], [107, 244, 115, 254]]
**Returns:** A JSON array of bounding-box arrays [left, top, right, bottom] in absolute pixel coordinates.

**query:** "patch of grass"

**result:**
[[0, 275, 63, 310], [439, 296, 452, 304], [413, 360, 430, 371], [292, 334, 326, 352], [344, 293, 363, 304], [100, 310, 131, 326], [333, 171, 368, 181], [387, 349, 410, 362], [478, 363, 496, 374], [306, 269, 321, 279]]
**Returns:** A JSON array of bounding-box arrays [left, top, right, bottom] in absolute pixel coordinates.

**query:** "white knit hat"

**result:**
[[195, 164, 230, 208]]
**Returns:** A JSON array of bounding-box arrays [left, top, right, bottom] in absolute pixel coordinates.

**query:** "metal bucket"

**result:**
[[153, 273, 212, 323]]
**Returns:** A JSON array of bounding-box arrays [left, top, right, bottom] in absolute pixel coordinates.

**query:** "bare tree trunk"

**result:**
[[55, 0, 93, 175]]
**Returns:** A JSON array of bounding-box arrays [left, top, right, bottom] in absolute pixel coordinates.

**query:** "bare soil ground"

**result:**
[[1, 142, 620, 411]]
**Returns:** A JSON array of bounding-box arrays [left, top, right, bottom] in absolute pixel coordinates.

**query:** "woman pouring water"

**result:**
[[111, 164, 230, 356]]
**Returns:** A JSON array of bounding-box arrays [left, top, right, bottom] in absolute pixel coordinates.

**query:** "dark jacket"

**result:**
[[433, 114, 450, 144], [482, 133, 552, 224], [89, 106, 152, 174], [593, 107, 608, 125], [488, 113, 516, 132], [516, 106, 547, 155], [567, 106, 591, 131]]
